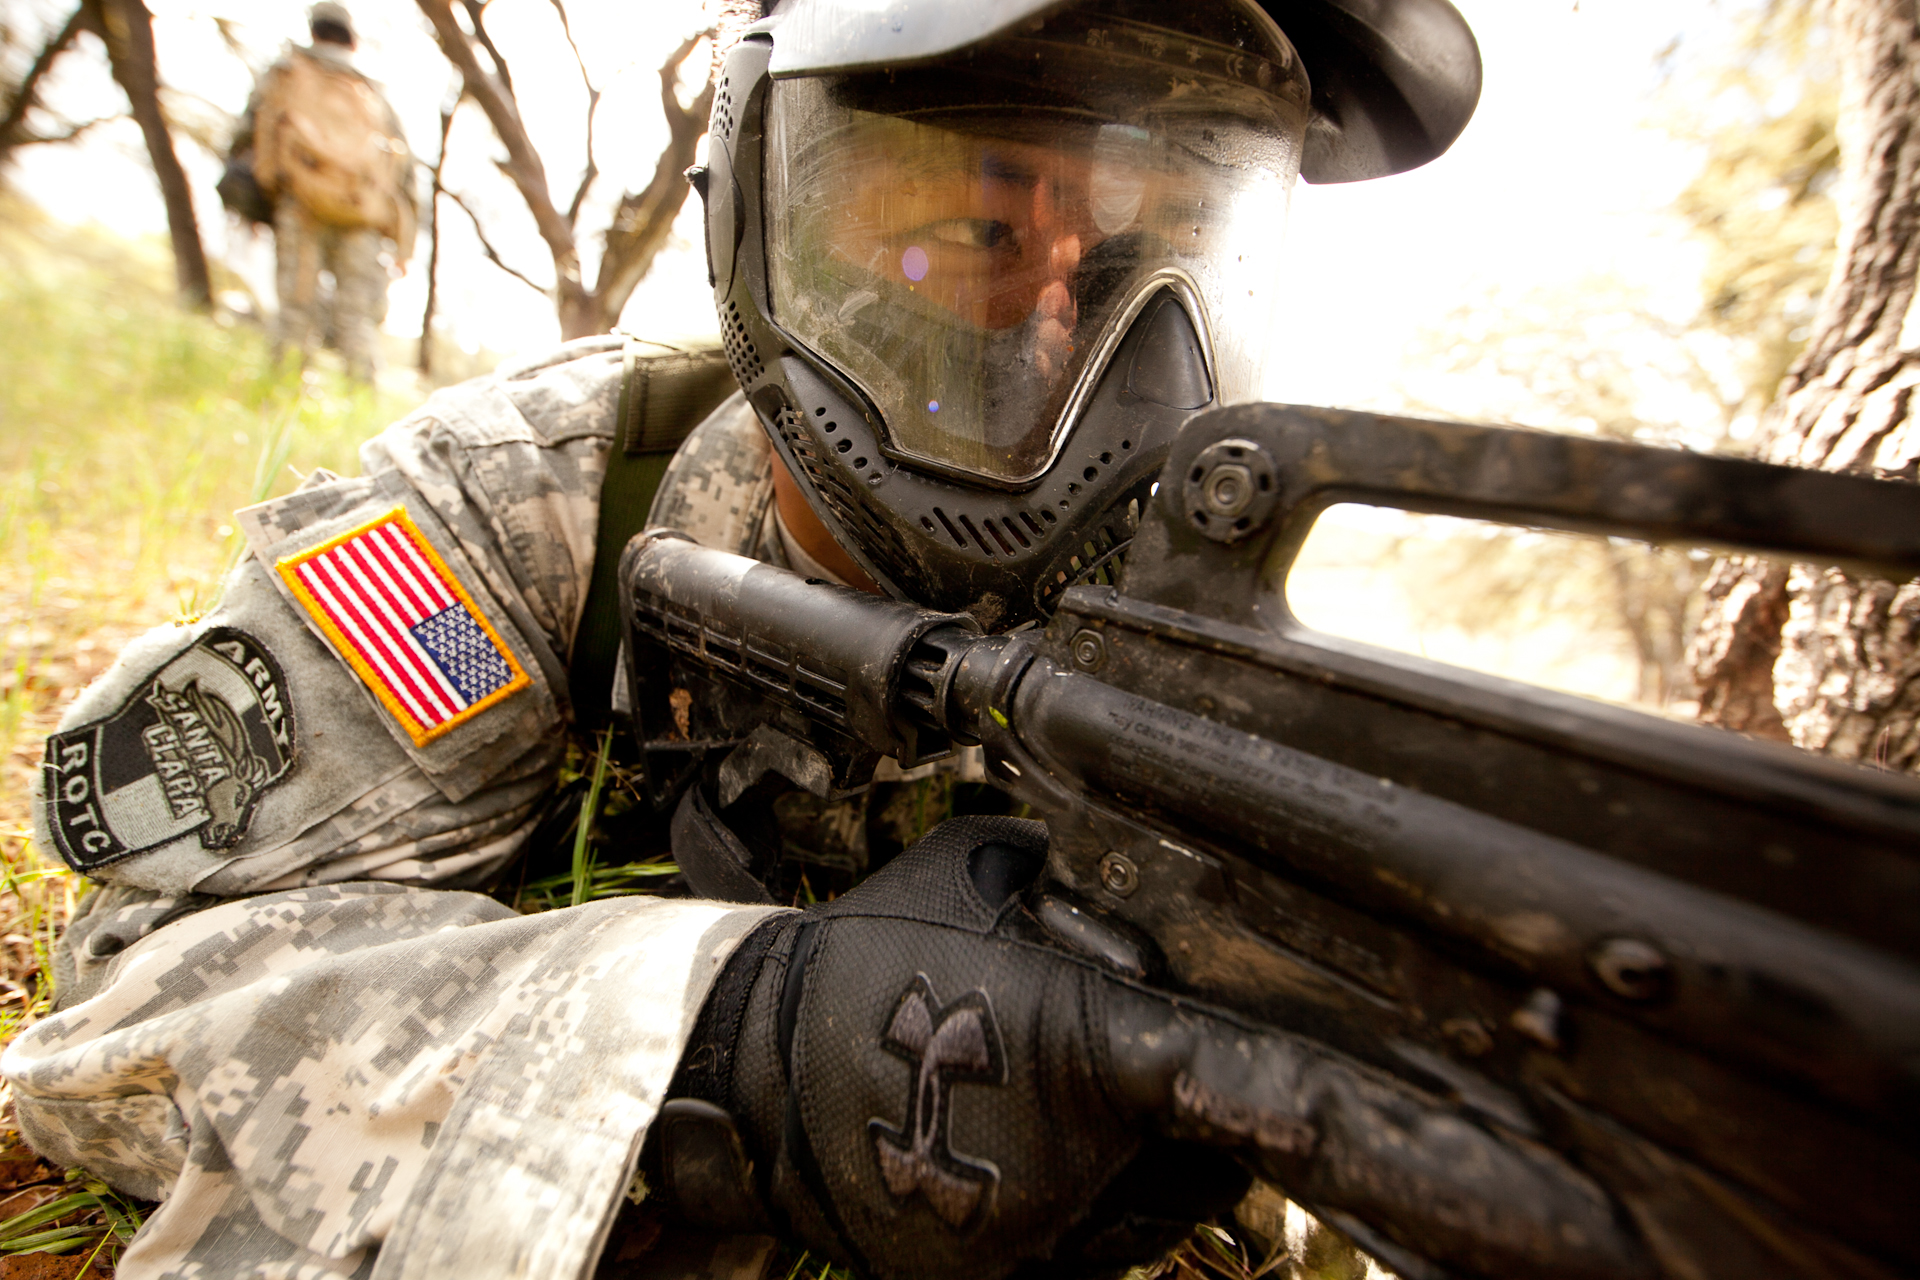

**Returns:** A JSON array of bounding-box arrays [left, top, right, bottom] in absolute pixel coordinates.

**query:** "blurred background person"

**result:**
[[230, 1, 413, 382]]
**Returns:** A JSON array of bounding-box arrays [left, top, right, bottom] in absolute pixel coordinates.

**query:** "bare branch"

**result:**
[[589, 31, 712, 325], [13, 114, 117, 146], [547, 0, 593, 89], [550, 0, 600, 228], [420, 91, 461, 375], [657, 30, 708, 124], [415, 0, 579, 285], [210, 16, 261, 76], [159, 85, 238, 155], [443, 186, 550, 296], [84, 0, 211, 307], [1, 6, 87, 161], [460, 0, 514, 98], [565, 96, 600, 228]]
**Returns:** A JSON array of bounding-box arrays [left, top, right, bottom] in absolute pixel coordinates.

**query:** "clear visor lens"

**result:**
[[765, 5, 1309, 483]]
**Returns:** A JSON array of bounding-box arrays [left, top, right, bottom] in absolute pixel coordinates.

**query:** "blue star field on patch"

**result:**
[[412, 606, 518, 705]]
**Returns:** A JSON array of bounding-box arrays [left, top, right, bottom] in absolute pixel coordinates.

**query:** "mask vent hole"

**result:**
[[721, 299, 763, 384], [933, 508, 967, 548], [1100, 452, 1113, 465], [1084, 466, 1099, 481], [835, 439, 852, 454], [853, 457, 868, 469], [1121, 439, 1132, 450], [921, 517, 935, 532], [1021, 512, 1045, 536], [1002, 518, 1031, 549], [959, 514, 1001, 556], [823, 422, 837, 434], [713, 77, 733, 144], [814, 407, 826, 416]]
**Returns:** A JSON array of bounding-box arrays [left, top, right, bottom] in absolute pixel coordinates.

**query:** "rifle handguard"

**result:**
[[620, 529, 983, 768]]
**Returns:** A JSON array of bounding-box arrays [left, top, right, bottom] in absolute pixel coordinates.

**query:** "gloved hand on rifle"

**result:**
[[646, 817, 1643, 1280]]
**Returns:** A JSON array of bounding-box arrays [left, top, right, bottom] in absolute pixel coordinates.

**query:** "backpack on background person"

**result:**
[[254, 49, 413, 262]]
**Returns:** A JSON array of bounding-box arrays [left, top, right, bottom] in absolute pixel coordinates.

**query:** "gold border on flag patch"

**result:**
[[277, 507, 531, 747]]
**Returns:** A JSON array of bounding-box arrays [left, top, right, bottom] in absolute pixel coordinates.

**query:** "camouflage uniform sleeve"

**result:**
[[8, 339, 807, 1280], [2, 883, 783, 1280], [33, 336, 625, 897], [647, 392, 777, 554]]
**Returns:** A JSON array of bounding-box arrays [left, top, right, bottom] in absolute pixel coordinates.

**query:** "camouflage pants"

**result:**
[[2, 883, 777, 1280], [273, 201, 387, 384]]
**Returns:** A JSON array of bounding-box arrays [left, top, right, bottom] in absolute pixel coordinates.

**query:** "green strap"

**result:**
[[569, 334, 739, 730]]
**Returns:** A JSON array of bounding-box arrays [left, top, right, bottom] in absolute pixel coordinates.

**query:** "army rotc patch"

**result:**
[[276, 507, 531, 748], [44, 628, 296, 871]]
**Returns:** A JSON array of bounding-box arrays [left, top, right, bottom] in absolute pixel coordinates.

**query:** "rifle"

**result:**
[[619, 403, 1920, 1280]]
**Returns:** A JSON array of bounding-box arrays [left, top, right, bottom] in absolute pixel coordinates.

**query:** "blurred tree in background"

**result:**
[[0, 0, 211, 306], [413, 0, 715, 340], [1336, 0, 1842, 716], [1669, 0, 1840, 425], [1689, 0, 1920, 767], [1388, 280, 1740, 708], [3, 0, 723, 345]]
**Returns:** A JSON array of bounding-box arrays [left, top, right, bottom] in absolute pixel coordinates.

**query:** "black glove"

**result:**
[[649, 817, 1643, 1280]]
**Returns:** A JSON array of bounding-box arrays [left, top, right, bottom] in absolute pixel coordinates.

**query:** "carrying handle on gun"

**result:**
[[1124, 403, 1920, 627]]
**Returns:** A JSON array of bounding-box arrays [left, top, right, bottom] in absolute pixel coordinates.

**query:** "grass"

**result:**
[[0, 196, 431, 1275], [0, 1167, 148, 1264]]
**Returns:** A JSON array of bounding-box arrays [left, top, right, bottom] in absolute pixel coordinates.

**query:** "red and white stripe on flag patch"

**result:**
[[278, 507, 531, 747]]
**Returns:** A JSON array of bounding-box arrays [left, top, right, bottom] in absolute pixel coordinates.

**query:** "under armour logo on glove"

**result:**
[[869, 974, 1006, 1229]]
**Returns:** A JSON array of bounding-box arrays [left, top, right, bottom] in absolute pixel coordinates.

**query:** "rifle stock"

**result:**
[[622, 404, 1920, 1279]]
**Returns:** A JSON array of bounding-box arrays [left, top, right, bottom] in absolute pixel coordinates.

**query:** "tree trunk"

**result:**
[[556, 280, 600, 342], [84, 0, 211, 308], [1687, 0, 1920, 769]]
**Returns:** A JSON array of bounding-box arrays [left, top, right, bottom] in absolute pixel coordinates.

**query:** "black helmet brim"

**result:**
[[763, 0, 1481, 182]]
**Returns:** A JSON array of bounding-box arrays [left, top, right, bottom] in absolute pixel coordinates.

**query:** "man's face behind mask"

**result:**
[[763, 5, 1310, 485]]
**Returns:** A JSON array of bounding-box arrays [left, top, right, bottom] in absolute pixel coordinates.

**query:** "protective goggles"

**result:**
[[762, 3, 1311, 484]]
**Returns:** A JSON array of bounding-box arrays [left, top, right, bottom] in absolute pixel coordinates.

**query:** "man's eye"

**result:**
[[922, 219, 1016, 249]]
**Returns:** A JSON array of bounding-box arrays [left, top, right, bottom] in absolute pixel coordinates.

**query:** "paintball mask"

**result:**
[[701, 0, 1479, 627]]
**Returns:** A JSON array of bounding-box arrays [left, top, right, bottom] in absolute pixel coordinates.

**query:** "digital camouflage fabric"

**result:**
[[8, 338, 796, 1277], [5, 883, 775, 1279]]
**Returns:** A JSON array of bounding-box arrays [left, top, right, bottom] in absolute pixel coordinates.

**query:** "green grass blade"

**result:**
[[569, 729, 613, 907], [0, 1191, 98, 1242], [0, 1225, 102, 1255]]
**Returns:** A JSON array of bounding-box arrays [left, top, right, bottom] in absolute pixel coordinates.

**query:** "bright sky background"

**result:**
[[10, 0, 1745, 404]]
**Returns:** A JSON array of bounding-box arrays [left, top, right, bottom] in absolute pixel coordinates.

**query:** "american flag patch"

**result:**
[[277, 508, 531, 747]]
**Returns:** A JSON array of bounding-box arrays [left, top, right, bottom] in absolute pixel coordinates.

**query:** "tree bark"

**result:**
[[82, 0, 211, 308], [0, 6, 86, 167], [1687, 0, 1920, 768]]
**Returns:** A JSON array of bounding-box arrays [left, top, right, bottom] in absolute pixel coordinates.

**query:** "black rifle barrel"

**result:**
[[981, 651, 1920, 1123]]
